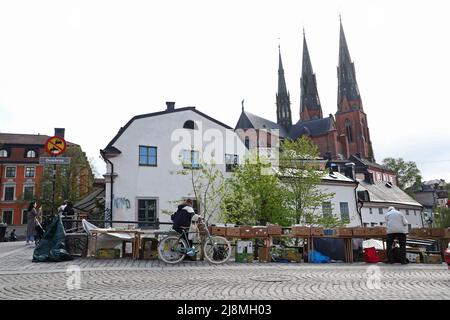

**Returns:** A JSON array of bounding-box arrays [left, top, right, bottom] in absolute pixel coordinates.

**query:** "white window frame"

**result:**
[[3, 185, 16, 201], [24, 166, 36, 178], [23, 185, 35, 201], [5, 166, 16, 178], [0, 149, 7, 157], [26, 150, 36, 158]]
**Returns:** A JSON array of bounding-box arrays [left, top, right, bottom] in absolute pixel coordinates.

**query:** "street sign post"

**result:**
[[44, 136, 68, 214], [39, 157, 71, 165]]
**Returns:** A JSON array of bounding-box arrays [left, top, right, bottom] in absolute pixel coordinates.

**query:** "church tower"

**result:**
[[300, 31, 323, 122], [335, 19, 374, 160], [276, 46, 292, 131]]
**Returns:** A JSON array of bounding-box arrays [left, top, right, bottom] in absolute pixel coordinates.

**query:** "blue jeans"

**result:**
[[26, 235, 35, 243]]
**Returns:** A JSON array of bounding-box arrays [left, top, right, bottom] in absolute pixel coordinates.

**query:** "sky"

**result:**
[[0, 0, 449, 181]]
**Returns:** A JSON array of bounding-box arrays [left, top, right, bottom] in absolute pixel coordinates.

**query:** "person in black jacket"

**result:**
[[171, 199, 196, 234]]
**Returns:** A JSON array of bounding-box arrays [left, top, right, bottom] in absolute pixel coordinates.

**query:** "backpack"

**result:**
[[171, 207, 192, 229]]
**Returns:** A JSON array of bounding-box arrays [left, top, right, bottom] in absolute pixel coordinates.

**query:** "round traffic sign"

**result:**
[[45, 136, 67, 156]]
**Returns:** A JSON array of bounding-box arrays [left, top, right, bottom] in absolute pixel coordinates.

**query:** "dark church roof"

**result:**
[[350, 155, 392, 173], [288, 117, 334, 140], [235, 111, 288, 137]]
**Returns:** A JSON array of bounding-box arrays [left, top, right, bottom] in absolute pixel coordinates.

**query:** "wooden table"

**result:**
[[90, 229, 145, 260]]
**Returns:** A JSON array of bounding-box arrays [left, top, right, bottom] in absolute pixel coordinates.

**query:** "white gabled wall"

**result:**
[[104, 109, 247, 229], [361, 205, 423, 228]]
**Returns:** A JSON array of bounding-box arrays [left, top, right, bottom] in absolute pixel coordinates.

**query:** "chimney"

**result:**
[[54, 128, 65, 138], [166, 101, 175, 112]]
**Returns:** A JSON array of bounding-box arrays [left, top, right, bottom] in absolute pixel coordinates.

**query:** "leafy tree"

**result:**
[[221, 154, 289, 226], [382, 157, 422, 191], [278, 136, 335, 226], [35, 145, 94, 214], [434, 207, 450, 228], [172, 160, 229, 224]]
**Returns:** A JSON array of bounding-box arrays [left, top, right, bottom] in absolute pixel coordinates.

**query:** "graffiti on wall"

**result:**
[[114, 197, 131, 210]]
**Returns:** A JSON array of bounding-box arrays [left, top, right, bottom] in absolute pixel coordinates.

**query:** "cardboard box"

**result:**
[[310, 227, 324, 237], [426, 254, 442, 264], [335, 227, 353, 237], [211, 226, 227, 236], [352, 227, 366, 237], [267, 225, 282, 235], [225, 227, 241, 237], [291, 226, 310, 236], [96, 248, 120, 259], [410, 228, 432, 238], [258, 247, 271, 262], [406, 252, 421, 263], [252, 226, 268, 237], [240, 226, 256, 238], [282, 248, 301, 262], [430, 228, 445, 238]]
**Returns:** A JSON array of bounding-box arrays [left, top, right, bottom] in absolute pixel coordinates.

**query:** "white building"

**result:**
[[357, 179, 424, 229], [101, 102, 247, 229], [318, 171, 361, 227]]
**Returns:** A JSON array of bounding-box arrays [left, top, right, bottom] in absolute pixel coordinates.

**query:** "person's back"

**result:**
[[171, 201, 195, 233], [385, 208, 408, 234]]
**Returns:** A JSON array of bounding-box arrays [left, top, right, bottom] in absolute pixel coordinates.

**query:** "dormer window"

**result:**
[[0, 149, 7, 157], [183, 120, 198, 130], [26, 150, 36, 158]]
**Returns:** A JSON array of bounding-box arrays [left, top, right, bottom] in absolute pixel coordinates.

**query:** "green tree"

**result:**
[[172, 160, 229, 224], [278, 136, 336, 226], [382, 157, 422, 191], [36, 145, 94, 214], [434, 207, 450, 228], [221, 154, 289, 226]]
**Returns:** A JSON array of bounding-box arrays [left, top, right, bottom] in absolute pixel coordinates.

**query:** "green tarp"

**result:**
[[32, 215, 73, 262]]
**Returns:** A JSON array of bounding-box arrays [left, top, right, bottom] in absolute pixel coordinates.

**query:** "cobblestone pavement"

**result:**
[[0, 242, 449, 300]]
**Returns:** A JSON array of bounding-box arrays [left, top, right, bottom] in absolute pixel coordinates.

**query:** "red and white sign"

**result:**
[[45, 136, 67, 156]]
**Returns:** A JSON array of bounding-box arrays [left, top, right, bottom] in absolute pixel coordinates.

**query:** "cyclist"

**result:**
[[171, 199, 200, 259]]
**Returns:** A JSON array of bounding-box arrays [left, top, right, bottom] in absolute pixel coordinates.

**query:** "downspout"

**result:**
[[354, 181, 364, 226], [100, 150, 113, 225]]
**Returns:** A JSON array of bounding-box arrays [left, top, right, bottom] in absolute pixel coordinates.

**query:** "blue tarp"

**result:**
[[312, 238, 346, 261]]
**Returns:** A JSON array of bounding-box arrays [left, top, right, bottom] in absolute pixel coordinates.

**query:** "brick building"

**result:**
[[0, 130, 93, 236]]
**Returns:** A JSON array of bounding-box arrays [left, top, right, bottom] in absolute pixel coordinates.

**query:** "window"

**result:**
[[245, 137, 250, 149], [363, 223, 368, 228], [22, 210, 28, 225], [6, 167, 16, 178], [371, 222, 377, 227], [414, 210, 417, 216], [322, 202, 332, 218], [225, 154, 239, 172], [182, 149, 200, 169], [23, 186, 34, 201], [345, 119, 353, 143], [4, 186, 15, 201], [139, 146, 157, 166], [379, 222, 384, 226], [340, 202, 350, 222], [2, 210, 13, 225], [137, 199, 157, 228], [26, 150, 36, 158], [25, 166, 36, 178], [405, 209, 409, 215], [369, 208, 373, 214], [378, 208, 383, 215], [0, 149, 7, 157], [183, 120, 198, 130]]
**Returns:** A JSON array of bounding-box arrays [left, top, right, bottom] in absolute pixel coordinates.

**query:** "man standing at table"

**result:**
[[385, 206, 409, 264]]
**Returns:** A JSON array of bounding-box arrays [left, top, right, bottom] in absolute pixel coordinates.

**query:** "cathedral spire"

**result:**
[[300, 30, 323, 122], [337, 18, 362, 112], [276, 46, 292, 131]]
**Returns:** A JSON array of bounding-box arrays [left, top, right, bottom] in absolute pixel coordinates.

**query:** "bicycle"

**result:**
[[158, 218, 232, 264]]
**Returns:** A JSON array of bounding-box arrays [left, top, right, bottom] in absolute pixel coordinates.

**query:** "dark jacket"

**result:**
[[171, 204, 195, 230]]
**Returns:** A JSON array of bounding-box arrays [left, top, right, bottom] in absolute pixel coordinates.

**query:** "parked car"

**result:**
[[445, 242, 450, 268]]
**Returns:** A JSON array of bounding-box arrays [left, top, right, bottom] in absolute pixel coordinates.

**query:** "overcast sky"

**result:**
[[0, 0, 449, 182]]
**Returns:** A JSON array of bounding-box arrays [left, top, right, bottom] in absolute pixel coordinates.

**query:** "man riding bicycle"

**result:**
[[171, 199, 201, 258]]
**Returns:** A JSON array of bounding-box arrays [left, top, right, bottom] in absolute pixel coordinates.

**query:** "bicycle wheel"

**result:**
[[158, 236, 188, 264], [203, 236, 232, 264]]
